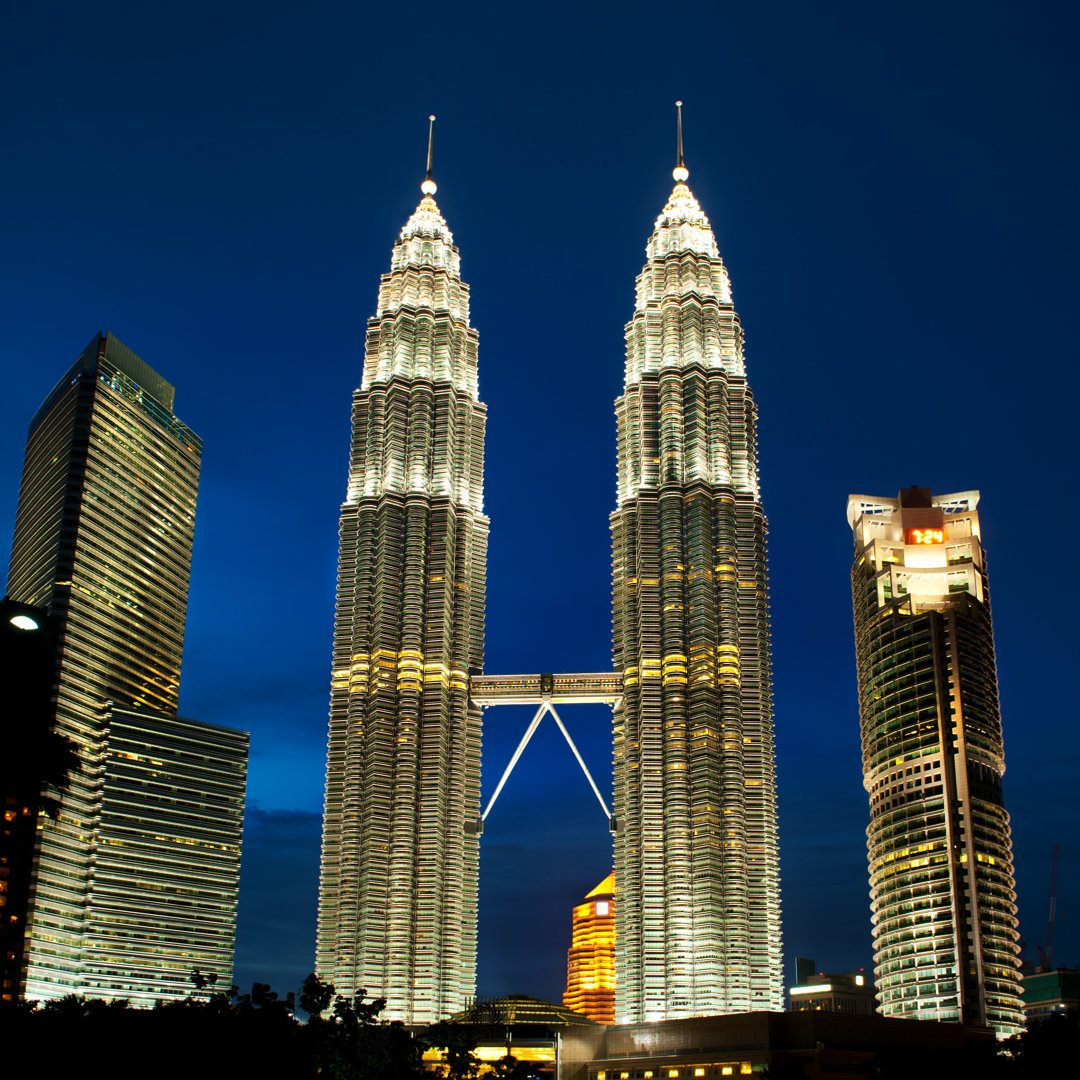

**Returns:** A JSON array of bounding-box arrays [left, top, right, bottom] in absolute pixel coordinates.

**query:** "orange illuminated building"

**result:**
[[565, 874, 616, 1024]]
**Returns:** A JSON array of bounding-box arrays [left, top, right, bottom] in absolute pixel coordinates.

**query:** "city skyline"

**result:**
[[3, 1, 1077, 1005]]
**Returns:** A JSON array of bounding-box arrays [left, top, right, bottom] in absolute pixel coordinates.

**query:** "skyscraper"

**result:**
[[83, 705, 247, 1004], [316, 135, 488, 1023], [610, 113, 783, 1021], [564, 873, 615, 1024], [847, 487, 1024, 1035], [5, 332, 247, 1001]]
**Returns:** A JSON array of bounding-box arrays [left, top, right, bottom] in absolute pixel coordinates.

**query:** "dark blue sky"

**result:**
[[3, 1, 1078, 1004]]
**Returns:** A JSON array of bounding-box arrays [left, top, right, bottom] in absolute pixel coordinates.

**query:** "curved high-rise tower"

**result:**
[[847, 487, 1024, 1035], [316, 137, 488, 1023], [611, 120, 783, 1021]]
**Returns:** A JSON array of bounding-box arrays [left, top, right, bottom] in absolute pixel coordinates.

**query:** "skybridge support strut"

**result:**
[[470, 673, 622, 834], [480, 702, 547, 823], [547, 703, 612, 820]]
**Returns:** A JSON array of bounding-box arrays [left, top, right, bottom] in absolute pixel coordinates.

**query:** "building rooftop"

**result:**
[[449, 994, 603, 1028]]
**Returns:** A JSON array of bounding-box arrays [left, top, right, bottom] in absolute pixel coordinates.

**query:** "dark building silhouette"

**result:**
[[0, 599, 58, 1002]]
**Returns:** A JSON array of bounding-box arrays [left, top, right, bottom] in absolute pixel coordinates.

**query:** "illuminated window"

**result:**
[[596, 901, 610, 916]]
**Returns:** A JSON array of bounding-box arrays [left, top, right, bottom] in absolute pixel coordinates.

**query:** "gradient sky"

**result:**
[[3, 1, 1078, 1005]]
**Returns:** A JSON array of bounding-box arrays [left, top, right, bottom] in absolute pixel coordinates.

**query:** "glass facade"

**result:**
[[611, 171, 782, 1020], [317, 184, 488, 1022], [847, 487, 1024, 1035], [6, 332, 246, 1001], [81, 706, 247, 1004]]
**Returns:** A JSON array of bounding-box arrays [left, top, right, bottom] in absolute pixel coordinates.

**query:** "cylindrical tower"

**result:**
[[847, 486, 1024, 1035]]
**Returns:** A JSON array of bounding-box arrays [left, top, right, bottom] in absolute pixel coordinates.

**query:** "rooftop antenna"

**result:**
[[421, 114, 437, 196], [673, 101, 689, 183]]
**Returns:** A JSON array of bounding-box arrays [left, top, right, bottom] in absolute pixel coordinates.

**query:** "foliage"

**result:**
[[299, 971, 335, 1018], [13, 977, 1080, 1080], [1, 723, 80, 819], [0, 973, 430, 1080], [425, 1018, 484, 1078], [999, 1012, 1080, 1079], [423, 1008, 532, 1080]]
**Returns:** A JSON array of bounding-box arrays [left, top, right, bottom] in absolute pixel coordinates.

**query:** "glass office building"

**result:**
[[6, 333, 246, 1001]]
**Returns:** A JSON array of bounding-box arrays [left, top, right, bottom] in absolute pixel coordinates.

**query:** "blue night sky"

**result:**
[[3, 1, 1078, 1004]]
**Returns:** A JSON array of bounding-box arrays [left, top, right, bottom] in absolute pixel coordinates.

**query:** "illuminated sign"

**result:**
[[906, 528, 944, 545]]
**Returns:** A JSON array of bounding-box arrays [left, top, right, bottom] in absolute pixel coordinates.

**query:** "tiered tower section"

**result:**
[[847, 487, 1024, 1035], [564, 873, 616, 1024], [611, 164, 782, 1021], [317, 178, 488, 1023]]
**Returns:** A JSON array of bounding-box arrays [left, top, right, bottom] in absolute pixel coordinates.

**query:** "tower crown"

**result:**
[[367, 184, 476, 393], [373, 121, 471, 340], [386, 113, 459, 279], [646, 101, 718, 261], [647, 182, 720, 261], [391, 195, 459, 274]]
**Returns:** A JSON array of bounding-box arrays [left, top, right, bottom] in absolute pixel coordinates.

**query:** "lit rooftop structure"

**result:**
[[565, 874, 616, 1024], [788, 958, 875, 1016]]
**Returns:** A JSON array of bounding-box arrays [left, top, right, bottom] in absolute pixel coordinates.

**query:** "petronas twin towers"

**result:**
[[317, 175, 488, 1022], [317, 116, 782, 1023]]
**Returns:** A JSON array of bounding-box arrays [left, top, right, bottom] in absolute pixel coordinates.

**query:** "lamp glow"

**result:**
[[9, 614, 39, 630]]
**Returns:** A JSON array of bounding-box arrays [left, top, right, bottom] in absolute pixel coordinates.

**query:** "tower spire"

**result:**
[[422, 114, 437, 196], [673, 100, 688, 182]]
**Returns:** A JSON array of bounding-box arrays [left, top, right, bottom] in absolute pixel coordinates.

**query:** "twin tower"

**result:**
[[315, 123, 782, 1024]]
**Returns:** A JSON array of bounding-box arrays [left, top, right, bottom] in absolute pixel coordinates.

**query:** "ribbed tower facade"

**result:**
[[611, 158, 782, 1021], [847, 487, 1023, 1035], [317, 174, 488, 1023], [6, 333, 247, 1002], [564, 873, 616, 1024]]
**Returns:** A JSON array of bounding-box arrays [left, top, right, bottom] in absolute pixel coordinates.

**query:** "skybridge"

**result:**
[[467, 672, 622, 836]]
